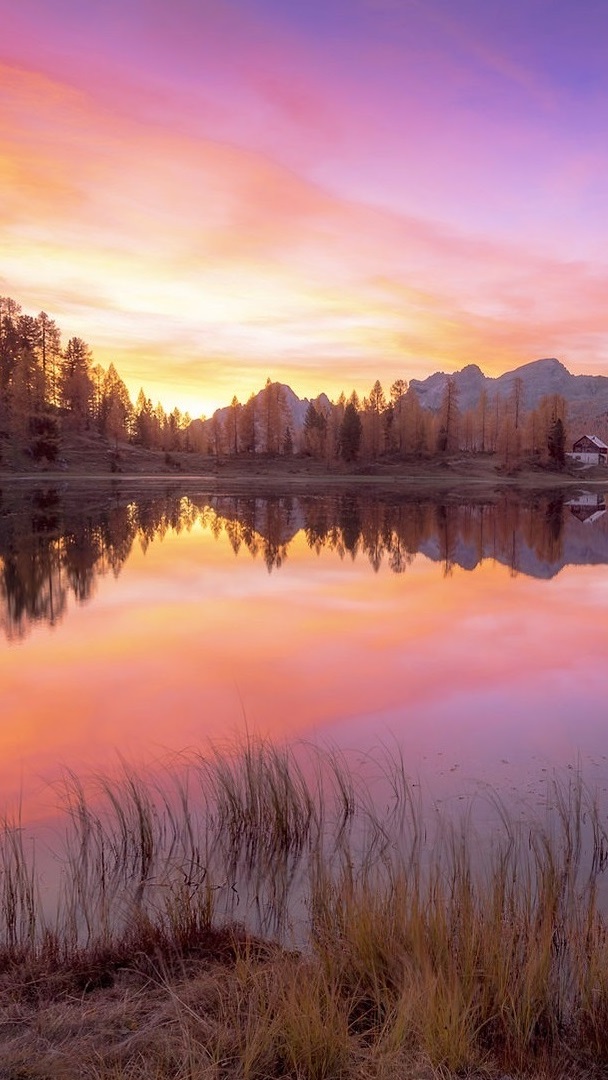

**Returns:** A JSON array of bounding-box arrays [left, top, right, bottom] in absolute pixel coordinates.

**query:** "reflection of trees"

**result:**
[[205, 495, 292, 570], [208, 490, 571, 582], [0, 487, 205, 641], [337, 496, 362, 558], [1, 542, 68, 635], [0, 485, 579, 640], [435, 505, 457, 577]]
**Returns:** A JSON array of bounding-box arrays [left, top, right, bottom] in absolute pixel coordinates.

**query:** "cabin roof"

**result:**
[[575, 434, 608, 450]]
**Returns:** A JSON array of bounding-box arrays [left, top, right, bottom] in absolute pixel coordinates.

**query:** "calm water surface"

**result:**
[[2, 479, 608, 825]]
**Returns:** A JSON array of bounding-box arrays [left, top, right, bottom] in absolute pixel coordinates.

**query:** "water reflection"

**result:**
[[2, 483, 608, 640], [567, 491, 606, 524]]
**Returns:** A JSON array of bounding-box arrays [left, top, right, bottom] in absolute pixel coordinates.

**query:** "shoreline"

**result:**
[[2, 458, 608, 493]]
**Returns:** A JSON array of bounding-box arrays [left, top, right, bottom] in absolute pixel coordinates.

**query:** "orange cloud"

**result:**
[[2, 57, 608, 415]]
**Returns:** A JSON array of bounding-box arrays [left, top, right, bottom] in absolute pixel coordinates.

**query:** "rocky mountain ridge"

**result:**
[[409, 357, 608, 415], [192, 357, 608, 447]]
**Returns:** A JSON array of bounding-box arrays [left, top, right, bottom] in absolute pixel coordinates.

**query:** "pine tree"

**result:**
[[100, 363, 133, 444], [436, 376, 460, 453], [548, 416, 566, 469], [60, 337, 93, 429], [338, 402, 362, 462]]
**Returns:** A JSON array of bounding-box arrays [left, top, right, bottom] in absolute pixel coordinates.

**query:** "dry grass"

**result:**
[[1, 741, 607, 1079]]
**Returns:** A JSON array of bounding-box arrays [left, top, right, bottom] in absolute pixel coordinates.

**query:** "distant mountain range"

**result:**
[[409, 357, 608, 419], [193, 358, 608, 445], [190, 386, 332, 446]]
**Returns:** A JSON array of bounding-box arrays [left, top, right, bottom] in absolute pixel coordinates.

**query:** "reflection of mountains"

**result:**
[[2, 484, 608, 639], [209, 490, 608, 581]]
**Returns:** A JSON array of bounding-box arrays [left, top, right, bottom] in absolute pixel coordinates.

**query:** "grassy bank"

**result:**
[[1, 743, 608, 1078], [3, 427, 607, 492]]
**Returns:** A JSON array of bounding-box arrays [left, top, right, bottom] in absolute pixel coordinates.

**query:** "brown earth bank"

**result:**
[[0, 932, 603, 1080], [0, 749, 607, 1080], [1, 429, 607, 493]]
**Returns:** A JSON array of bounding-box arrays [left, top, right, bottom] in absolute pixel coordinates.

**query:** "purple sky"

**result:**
[[2, 0, 608, 413]]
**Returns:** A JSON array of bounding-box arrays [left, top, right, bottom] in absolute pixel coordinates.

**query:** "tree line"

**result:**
[[0, 295, 568, 468], [194, 377, 568, 469], [0, 296, 193, 463]]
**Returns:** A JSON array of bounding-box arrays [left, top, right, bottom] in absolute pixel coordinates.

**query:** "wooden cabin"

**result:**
[[570, 435, 608, 465]]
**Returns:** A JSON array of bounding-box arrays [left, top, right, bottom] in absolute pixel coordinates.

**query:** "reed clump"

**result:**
[[0, 741, 607, 1078]]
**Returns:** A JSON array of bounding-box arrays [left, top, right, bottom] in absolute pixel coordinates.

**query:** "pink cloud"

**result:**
[[2, 10, 608, 414]]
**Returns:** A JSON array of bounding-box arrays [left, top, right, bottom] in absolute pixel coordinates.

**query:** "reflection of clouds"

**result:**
[[1, 490, 608, 827], [3, 525, 608, 824]]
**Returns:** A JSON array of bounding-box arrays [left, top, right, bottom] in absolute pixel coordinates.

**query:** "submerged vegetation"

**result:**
[[1, 740, 608, 1077]]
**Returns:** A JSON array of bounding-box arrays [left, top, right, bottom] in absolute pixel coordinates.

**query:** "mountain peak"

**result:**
[[517, 357, 569, 374], [409, 356, 598, 413]]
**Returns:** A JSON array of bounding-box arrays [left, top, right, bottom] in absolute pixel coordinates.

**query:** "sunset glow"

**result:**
[[3, 1, 608, 414]]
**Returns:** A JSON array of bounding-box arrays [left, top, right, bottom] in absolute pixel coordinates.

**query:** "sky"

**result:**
[[2, 0, 608, 416]]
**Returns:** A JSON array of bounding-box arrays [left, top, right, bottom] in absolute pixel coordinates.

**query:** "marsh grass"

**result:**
[[1, 741, 608, 1078]]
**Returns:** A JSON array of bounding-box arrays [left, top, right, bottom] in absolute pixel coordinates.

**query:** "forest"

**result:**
[[0, 296, 568, 468]]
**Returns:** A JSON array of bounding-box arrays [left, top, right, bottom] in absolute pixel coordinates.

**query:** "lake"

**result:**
[[4, 478, 608, 1067], [2, 477, 608, 825]]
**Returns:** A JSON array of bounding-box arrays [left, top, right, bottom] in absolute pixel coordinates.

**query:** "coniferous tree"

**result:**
[[262, 379, 286, 454], [390, 379, 407, 455], [338, 402, 362, 462], [475, 388, 489, 452], [548, 416, 566, 469], [365, 379, 386, 459], [283, 425, 294, 455], [100, 364, 133, 444], [227, 396, 241, 455], [134, 389, 155, 447], [37, 311, 62, 406], [303, 401, 327, 457], [0, 297, 21, 400], [60, 337, 93, 429], [209, 411, 224, 457], [326, 392, 345, 463], [239, 393, 257, 454], [436, 376, 460, 453]]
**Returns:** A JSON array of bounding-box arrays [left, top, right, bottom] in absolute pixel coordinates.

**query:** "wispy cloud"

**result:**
[[2, 1, 608, 412]]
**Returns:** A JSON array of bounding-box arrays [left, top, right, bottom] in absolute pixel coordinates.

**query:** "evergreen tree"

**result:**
[[548, 416, 566, 469], [338, 402, 362, 462], [365, 379, 386, 459], [0, 296, 21, 399], [262, 379, 286, 454], [436, 376, 460, 453], [134, 389, 155, 447], [60, 337, 93, 429], [100, 363, 133, 444], [238, 393, 257, 454], [303, 401, 327, 457], [227, 396, 240, 454], [37, 311, 62, 406], [389, 378, 407, 453]]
